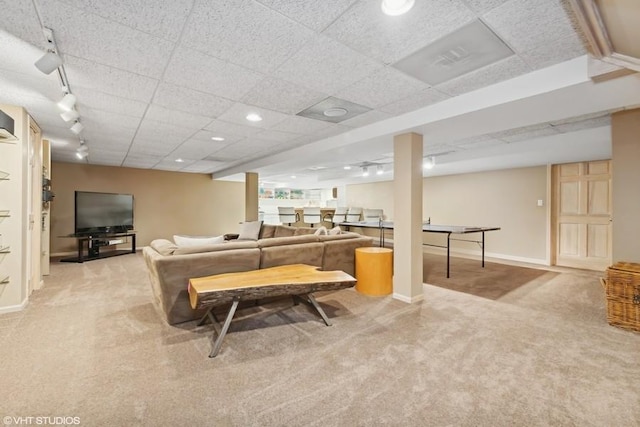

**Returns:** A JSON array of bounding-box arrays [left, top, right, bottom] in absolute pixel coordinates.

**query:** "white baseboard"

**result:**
[[393, 292, 424, 304], [421, 246, 548, 266], [0, 298, 28, 314]]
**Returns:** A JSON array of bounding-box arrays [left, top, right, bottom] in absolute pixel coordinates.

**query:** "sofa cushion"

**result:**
[[329, 226, 342, 235], [174, 234, 224, 247], [173, 240, 258, 255], [238, 220, 263, 240], [150, 239, 178, 256], [259, 223, 277, 239], [273, 225, 298, 238], [317, 232, 359, 242], [294, 227, 316, 236], [257, 234, 319, 248]]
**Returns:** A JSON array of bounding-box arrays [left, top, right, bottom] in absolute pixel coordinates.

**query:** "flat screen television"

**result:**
[[74, 191, 134, 235]]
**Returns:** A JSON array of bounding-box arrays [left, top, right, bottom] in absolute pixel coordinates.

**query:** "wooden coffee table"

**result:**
[[188, 264, 356, 357]]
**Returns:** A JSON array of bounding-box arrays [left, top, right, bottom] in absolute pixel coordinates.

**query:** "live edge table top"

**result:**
[[188, 264, 356, 310]]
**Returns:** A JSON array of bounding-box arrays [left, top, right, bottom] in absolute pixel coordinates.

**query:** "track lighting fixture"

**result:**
[[34, 51, 63, 75], [376, 165, 384, 175], [70, 121, 84, 135], [362, 166, 369, 177], [76, 141, 88, 159], [57, 93, 76, 111], [423, 156, 436, 170], [60, 109, 79, 122]]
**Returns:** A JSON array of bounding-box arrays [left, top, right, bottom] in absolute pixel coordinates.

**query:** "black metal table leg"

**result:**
[[447, 233, 451, 278]]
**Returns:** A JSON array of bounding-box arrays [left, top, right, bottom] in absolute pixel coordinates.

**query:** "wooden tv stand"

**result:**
[[60, 232, 136, 263]]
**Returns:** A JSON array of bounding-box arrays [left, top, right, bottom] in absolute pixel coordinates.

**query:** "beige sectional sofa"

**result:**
[[143, 224, 373, 325]]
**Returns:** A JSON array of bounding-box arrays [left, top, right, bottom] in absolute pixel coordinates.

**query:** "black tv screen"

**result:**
[[75, 191, 134, 235]]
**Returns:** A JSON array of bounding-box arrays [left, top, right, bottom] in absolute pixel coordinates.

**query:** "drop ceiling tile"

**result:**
[[519, 33, 586, 70], [258, 0, 358, 32], [0, 2, 47, 48], [323, 0, 476, 64], [269, 115, 335, 135], [462, 0, 509, 13], [122, 154, 163, 169], [188, 129, 244, 145], [80, 107, 142, 131], [180, 160, 227, 173], [128, 139, 181, 156], [378, 88, 450, 116], [336, 67, 431, 109], [59, 0, 193, 41], [272, 34, 384, 94], [86, 149, 126, 162], [73, 87, 148, 118], [0, 68, 61, 102], [90, 158, 125, 167], [241, 76, 327, 115], [251, 129, 301, 143], [145, 105, 213, 130], [39, 1, 174, 78], [163, 48, 263, 101], [216, 103, 289, 130], [63, 56, 158, 103], [170, 139, 231, 159], [134, 118, 195, 143], [153, 83, 234, 118], [203, 120, 263, 138], [483, 0, 579, 53], [341, 110, 393, 128], [153, 160, 194, 171], [182, 0, 316, 73], [436, 55, 530, 96]]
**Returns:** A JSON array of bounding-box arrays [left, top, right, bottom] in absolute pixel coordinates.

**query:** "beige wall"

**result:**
[[347, 166, 549, 262], [611, 108, 640, 263], [50, 162, 244, 254]]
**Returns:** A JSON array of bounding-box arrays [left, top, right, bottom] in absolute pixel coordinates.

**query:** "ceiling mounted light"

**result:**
[[57, 93, 76, 111], [211, 136, 225, 141], [246, 113, 262, 122], [70, 121, 83, 135], [76, 141, 88, 159], [323, 107, 348, 117], [376, 165, 384, 175], [343, 165, 352, 170], [381, 0, 415, 16], [35, 51, 63, 75], [175, 158, 184, 163], [60, 109, 79, 122], [362, 166, 369, 177], [423, 156, 435, 170]]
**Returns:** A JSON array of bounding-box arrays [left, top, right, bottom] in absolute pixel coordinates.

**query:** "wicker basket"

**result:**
[[602, 262, 640, 332]]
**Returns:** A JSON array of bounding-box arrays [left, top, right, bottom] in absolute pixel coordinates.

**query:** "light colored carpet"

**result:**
[[1, 253, 639, 426]]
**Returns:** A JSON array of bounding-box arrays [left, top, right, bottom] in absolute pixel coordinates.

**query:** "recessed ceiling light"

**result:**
[[246, 113, 262, 122], [211, 136, 225, 141], [381, 0, 415, 16], [291, 175, 296, 179], [376, 165, 384, 175], [423, 156, 435, 169], [362, 166, 369, 177], [175, 158, 184, 163], [343, 165, 352, 170], [323, 107, 348, 117]]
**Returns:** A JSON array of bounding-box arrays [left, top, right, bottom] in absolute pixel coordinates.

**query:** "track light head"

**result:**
[[70, 121, 84, 134], [57, 93, 76, 111], [60, 109, 79, 122], [35, 51, 63, 74]]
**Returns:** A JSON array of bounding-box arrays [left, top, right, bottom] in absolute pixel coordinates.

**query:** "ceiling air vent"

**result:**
[[297, 96, 371, 123], [0, 109, 18, 141], [393, 20, 514, 86]]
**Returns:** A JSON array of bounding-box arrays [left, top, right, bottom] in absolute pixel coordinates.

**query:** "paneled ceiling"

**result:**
[[0, 0, 639, 188]]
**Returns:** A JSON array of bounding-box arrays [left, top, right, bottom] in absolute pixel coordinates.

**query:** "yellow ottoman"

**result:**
[[355, 247, 393, 296]]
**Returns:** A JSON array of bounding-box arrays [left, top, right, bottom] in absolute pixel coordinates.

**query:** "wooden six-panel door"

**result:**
[[553, 160, 612, 271]]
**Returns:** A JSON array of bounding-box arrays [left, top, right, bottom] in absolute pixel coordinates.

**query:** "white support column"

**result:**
[[393, 132, 424, 303], [245, 172, 259, 222]]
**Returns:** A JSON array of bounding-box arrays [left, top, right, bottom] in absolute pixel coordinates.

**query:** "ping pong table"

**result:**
[[341, 221, 500, 278]]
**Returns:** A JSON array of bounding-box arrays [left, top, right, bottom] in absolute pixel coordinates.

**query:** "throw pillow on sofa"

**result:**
[[314, 226, 328, 236], [173, 234, 224, 247], [329, 226, 342, 235], [237, 220, 263, 241]]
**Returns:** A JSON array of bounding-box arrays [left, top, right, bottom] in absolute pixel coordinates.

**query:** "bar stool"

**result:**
[[326, 207, 347, 226], [303, 207, 321, 227], [363, 208, 383, 222], [278, 207, 299, 226], [346, 207, 363, 222]]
